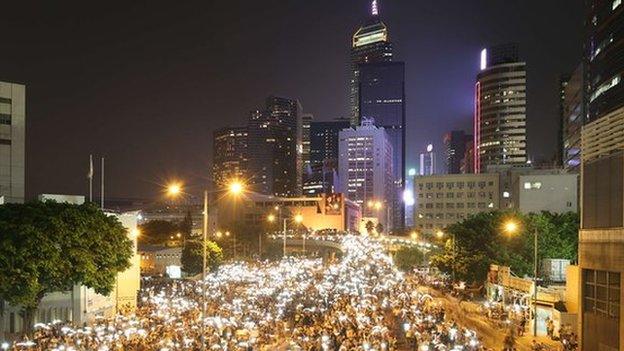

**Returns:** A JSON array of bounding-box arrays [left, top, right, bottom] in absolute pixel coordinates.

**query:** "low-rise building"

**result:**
[[216, 192, 361, 232], [413, 173, 500, 233], [139, 246, 183, 276]]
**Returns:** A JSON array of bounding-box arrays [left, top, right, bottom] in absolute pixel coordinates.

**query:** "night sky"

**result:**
[[1, 0, 584, 200]]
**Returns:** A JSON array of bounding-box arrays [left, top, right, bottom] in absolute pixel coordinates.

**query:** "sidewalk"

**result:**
[[422, 287, 562, 351]]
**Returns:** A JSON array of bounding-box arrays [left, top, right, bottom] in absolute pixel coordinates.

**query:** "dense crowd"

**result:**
[[8, 236, 488, 350]]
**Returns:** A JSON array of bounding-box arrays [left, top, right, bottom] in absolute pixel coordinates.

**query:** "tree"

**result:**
[[375, 222, 384, 234], [181, 240, 223, 275], [394, 246, 424, 271], [139, 220, 178, 245], [0, 201, 133, 331], [365, 220, 375, 235], [429, 210, 580, 284]]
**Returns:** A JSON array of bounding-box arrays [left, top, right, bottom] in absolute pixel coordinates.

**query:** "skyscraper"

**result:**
[[579, 2, 624, 350], [444, 131, 472, 174], [339, 118, 393, 229], [212, 126, 248, 188], [474, 44, 527, 173], [562, 64, 583, 173], [304, 118, 350, 196], [0, 81, 25, 203], [301, 113, 313, 183], [247, 96, 300, 197], [419, 144, 436, 176], [350, 0, 393, 125], [585, 0, 624, 123], [358, 61, 405, 228]]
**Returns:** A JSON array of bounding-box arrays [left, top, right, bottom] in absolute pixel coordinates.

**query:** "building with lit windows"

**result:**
[[349, 0, 393, 125], [578, 106, 624, 350], [358, 61, 405, 229], [444, 131, 472, 174], [0, 81, 25, 203], [212, 126, 248, 187], [413, 173, 500, 233], [301, 113, 313, 186], [562, 64, 584, 173], [247, 96, 301, 197], [304, 118, 351, 196], [338, 119, 393, 229], [585, 0, 624, 122], [419, 144, 436, 176], [474, 44, 527, 173]]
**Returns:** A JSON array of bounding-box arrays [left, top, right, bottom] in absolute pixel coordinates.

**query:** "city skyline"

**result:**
[[0, 0, 583, 199]]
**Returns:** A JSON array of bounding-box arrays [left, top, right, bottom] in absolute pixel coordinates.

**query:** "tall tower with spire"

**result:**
[[349, 0, 393, 126]]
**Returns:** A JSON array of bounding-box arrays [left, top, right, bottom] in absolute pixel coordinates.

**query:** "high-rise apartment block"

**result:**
[[474, 44, 527, 173], [0, 81, 25, 203], [562, 64, 584, 173], [338, 119, 393, 229]]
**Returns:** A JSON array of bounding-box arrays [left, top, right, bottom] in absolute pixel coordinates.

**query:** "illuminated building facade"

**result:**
[[585, 0, 624, 123], [444, 131, 472, 174], [349, 0, 393, 125], [304, 118, 351, 196], [358, 61, 405, 228], [0, 81, 25, 203], [419, 144, 436, 176], [338, 119, 393, 229], [474, 44, 527, 173], [212, 126, 248, 187], [247, 96, 301, 197], [562, 64, 584, 173]]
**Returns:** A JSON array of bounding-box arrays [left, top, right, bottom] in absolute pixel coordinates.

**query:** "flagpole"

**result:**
[[101, 157, 105, 209]]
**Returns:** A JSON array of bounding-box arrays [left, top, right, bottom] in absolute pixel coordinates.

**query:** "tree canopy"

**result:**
[[394, 246, 424, 272], [429, 211, 579, 284], [138, 219, 179, 245], [181, 240, 223, 275], [0, 201, 133, 329]]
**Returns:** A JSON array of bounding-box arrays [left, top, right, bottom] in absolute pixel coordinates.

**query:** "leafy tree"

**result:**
[[375, 222, 384, 234], [394, 246, 424, 271], [365, 220, 375, 235], [181, 240, 223, 275], [0, 201, 133, 331], [429, 210, 579, 284], [139, 219, 178, 245]]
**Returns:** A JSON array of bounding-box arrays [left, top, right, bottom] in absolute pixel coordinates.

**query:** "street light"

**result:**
[[165, 179, 245, 351], [503, 219, 538, 337], [267, 209, 303, 258], [410, 231, 418, 241]]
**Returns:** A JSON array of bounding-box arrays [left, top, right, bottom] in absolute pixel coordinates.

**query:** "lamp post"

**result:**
[[503, 219, 538, 337], [166, 179, 244, 351], [267, 210, 303, 258]]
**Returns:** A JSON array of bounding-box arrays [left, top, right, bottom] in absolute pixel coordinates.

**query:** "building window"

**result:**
[[446, 193, 454, 198], [0, 114, 11, 125], [446, 182, 454, 189], [583, 269, 620, 318], [457, 192, 464, 198], [436, 193, 444, 198], [503, 191, 510, 198], [457, 182, 464, 189], [614, 0, 622, 11]]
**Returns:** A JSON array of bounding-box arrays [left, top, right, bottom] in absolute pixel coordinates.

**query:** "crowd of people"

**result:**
[[8, 235, 491, 350]]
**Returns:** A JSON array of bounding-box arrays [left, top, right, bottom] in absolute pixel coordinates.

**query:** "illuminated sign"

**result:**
[[480, 48, 487, 70]]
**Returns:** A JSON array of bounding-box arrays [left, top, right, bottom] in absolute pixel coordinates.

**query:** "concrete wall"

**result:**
[[518, 174, 578, 214], [0, 81, 25, 203]]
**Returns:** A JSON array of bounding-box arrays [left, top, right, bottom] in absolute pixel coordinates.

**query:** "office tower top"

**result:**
[[0, 81, 25, 203], [475, 44, 527, 173], [349, 0, 393, 126], [444, 131, 472, 174], [212, 126, 248, 188]]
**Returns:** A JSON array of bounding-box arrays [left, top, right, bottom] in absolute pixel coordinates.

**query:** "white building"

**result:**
[[339, 119, 393, 229], [413, 173, 500, 233], [0, 81, 25, 203], [0, 196, 141, 336]]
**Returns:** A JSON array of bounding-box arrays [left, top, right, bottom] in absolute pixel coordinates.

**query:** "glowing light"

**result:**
[[403, 189, 415, 206], [480, 48, 487, 70], [408, 168, 417, 176], [426, 144, 433, 153], [371, 0, 378, 16], [166, 182, 182, 197], [294, 214, 304, 224], [267, 214, 276, 222], [504, 220, 519, 234], [435, 230, 444, 238], [228, 180, 244, 195]]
